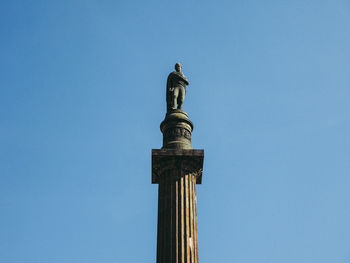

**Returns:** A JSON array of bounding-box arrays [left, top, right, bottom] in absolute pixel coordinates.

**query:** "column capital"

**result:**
[[152, 149, 204, 184]]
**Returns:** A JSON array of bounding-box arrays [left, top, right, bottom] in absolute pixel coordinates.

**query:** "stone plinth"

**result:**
[[152, 149, 204, 263]]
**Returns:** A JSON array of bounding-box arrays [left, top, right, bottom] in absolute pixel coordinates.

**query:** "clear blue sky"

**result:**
[[1, 0, 350, 262]]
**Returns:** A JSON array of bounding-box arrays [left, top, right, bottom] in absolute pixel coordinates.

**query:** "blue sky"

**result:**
[[1, 0, 350, 262]]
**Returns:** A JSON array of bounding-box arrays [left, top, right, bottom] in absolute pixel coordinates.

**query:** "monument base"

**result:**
[[160, 110, 194, 149]]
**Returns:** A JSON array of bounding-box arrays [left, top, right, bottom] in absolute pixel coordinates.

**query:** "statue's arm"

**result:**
[[173, 72, 189, 85], [184, 76, 189, 85], [181, 74, 189, 85]]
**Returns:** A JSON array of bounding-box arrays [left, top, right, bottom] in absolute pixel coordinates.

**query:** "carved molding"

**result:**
[[164, 127, 192, 140]]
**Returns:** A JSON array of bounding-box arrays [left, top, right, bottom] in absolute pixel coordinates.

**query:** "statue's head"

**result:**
[[175, 63, 182, 72]]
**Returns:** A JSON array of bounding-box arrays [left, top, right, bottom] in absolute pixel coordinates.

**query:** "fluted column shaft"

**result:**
[[152, 149, 204, 263], [157, 170, 199, 263]]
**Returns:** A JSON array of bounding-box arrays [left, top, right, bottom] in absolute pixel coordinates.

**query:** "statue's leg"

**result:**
[[177, 86, 185, 109], [173, 87, 179, 110]]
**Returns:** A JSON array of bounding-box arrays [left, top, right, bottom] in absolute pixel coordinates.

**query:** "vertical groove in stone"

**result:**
[[166, 174, 170, 262], [171, 170, 176, 263], [169, 172, 172, 263], [189, 175, 193, 262], [156, 175, 162, 263], [161, 175, 165, 263], [184, 174, 188, 262], [189, 174, 194, 263], [175, 178, 179, 263], [163, 174, 167, 263], [178, 175, 182, 263], [193, 176, 199, 263], [180, 175, 185, 263]]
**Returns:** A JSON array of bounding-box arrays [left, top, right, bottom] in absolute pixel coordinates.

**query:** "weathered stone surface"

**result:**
[[152, 63, 204, 263], [166, 63, 189, 112], [152, 148, 204, 263], [152, 149, 204, 184], [160, 110, 194, 150]]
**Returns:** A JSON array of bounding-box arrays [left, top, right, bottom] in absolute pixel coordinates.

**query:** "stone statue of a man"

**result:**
[[166, 63, 189, 112]]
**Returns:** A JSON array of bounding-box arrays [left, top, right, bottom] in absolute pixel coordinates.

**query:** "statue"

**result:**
[[166, 63, 189, 112]]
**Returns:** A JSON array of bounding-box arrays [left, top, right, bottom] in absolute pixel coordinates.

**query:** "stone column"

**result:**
[[152, 110, 204, 263]]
